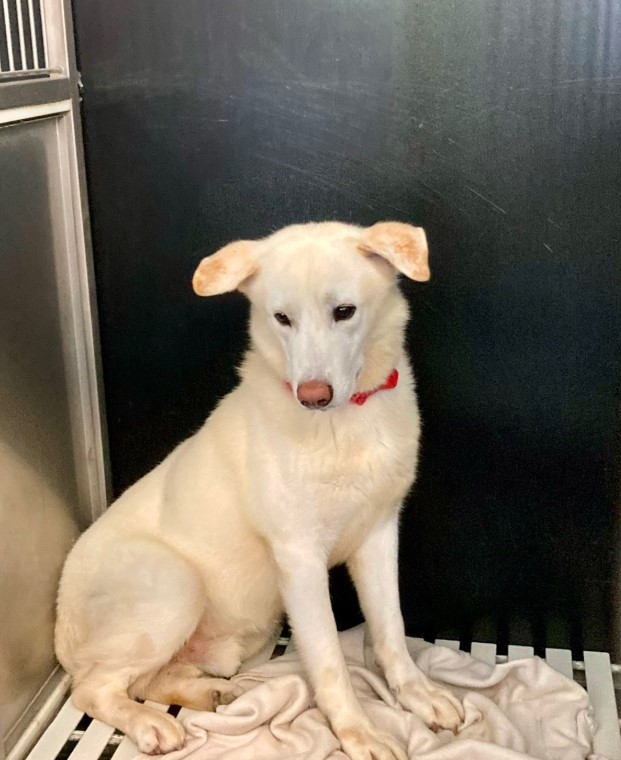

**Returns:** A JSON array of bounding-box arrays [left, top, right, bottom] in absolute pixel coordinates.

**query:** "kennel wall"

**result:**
[[72, 0, 621, 654]]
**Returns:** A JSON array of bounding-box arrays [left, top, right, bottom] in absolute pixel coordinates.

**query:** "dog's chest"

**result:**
[[317, 427, 415, 562], [254, 404, 419, 562]]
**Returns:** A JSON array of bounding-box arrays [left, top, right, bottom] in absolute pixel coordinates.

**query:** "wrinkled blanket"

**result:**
[[149, 626, 604, 760]]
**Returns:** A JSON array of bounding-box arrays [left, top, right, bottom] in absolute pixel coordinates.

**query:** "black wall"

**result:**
[[72, 0, 621, 656]]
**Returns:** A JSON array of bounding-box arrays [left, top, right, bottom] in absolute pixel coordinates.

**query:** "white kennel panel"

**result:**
[[584, 650, 621, 759]]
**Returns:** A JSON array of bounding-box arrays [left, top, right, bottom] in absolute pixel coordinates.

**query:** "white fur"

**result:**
[[55, 221, 463, 760]]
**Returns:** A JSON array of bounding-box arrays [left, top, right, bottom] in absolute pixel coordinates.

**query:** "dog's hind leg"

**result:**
[[63, 537, 207, 754], [174, 630, 246, 677], [73, 665, 187, 755]]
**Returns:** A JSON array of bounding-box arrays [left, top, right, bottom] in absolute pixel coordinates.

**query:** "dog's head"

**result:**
[[193, 221, 429, 410]]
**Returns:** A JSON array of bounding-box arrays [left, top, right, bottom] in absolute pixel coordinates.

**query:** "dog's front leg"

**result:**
[[274, 545, 407, 760], [347, 513, 464, 733]]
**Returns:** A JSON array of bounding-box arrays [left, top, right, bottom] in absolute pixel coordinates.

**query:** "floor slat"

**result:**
[[241, 628, 280, 670], [434, 639, 460, 650], [67, 720, 116, 760], [176, 707, 193, 722], [407, 637, 432, 654], [26, 700, 83, 760], [584, 650, 621, 759], [109, 736, 139, 760], [144, 701, 168, 712], [470, 641, 497, 666], [508, 645, 534, 661], [545, 647, 574, 679]]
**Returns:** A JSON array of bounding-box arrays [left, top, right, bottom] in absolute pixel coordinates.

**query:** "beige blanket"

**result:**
[[153, 626, 603, 760]]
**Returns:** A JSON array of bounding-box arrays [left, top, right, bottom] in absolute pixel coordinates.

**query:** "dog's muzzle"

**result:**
[[296, 381, 334, 410]]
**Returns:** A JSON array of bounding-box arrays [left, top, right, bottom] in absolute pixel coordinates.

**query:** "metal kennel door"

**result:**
[[0, 0, 108, 757]]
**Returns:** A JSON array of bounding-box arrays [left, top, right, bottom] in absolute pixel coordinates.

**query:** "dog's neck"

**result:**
[[354, 300, 408, 393], [355, 340, 404, 395]]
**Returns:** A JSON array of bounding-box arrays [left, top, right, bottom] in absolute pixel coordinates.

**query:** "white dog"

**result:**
[[55, 221, 463, 760]]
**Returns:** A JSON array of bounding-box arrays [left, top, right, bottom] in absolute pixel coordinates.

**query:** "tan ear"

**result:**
[[359, 222, 430, 281], [192, 240, 257, 296]]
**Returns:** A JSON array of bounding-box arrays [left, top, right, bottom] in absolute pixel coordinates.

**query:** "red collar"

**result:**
[[349, 369, 399, 405], [285, 369, 399, 407]]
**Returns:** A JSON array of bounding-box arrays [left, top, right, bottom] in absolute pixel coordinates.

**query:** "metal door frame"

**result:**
[[1, 0, 109, 756], [1, 0, 109, 520]]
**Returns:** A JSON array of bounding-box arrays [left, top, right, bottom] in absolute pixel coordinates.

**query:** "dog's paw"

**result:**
[[130, 711, 186, 755], [395, 678, 464, 733], [174, 676, 242, 711], [336, 724, 407, 760], [208, 678, 243, 709]]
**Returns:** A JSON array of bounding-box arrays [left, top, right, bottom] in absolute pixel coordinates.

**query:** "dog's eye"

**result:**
[[274, 312, 291, 326], [333, 305, 357, 322]]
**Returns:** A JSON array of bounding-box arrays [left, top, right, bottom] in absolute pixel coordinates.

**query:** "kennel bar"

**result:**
[[19, 635, 620, 760], [0, 0, 50, 75]]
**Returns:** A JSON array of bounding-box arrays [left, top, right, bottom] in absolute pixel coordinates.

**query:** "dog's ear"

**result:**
[[359, 222, 430, 281], [193, 240, 257, 296]]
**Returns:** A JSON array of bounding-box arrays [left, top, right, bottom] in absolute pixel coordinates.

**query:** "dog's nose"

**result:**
[[296, 381, 333, 409]]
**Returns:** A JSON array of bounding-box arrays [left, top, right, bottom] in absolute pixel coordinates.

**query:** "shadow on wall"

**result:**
[[0, 125, 82, 749]]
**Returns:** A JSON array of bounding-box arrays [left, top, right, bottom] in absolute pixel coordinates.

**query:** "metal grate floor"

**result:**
[[17, 636, 621, 760]]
